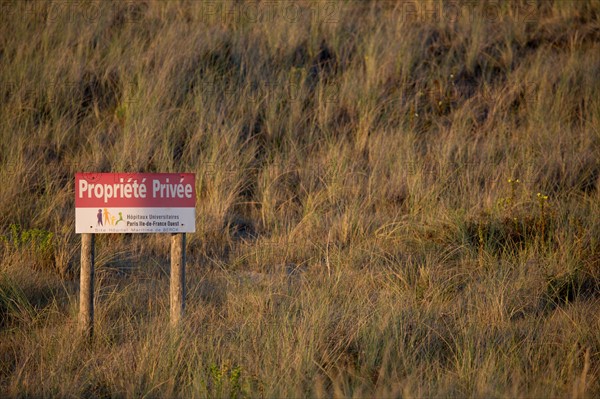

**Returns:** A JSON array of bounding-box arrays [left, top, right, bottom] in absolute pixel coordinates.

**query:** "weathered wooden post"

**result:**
[[79, 233, 95, 338], [170, 233, 186, 327]]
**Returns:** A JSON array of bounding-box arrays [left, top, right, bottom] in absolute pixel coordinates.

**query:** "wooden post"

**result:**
[[79, 233, 95, 339], [170, 233, 186, 327]]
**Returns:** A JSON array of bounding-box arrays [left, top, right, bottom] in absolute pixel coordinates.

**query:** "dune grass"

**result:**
[[1, 0, 599, 397]]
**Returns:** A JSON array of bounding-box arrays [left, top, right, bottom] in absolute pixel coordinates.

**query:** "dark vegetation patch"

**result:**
[[544, 264, 600, 309], [289, 39, 339, 85], [0, 271, 62, 329], [464, 214, 555, 254], [176, 36, 239, 106], [78, 69, 122, 118], [535, 158, 600, 195]]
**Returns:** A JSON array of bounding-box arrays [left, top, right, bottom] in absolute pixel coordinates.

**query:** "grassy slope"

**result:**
[[1, 0, 599, 397]]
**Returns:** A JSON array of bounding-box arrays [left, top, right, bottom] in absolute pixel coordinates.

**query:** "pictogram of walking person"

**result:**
[[104, 208, 112, 225], [97, 209, 103, 226]]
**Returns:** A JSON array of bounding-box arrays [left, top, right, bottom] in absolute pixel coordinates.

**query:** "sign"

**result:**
[[75, 173, 195, 233]]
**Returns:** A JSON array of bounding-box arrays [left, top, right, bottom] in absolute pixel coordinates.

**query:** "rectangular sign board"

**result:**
[[75, 173, 195, 233]]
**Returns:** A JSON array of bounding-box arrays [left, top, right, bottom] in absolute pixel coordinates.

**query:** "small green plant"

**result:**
[[507, 178, 520, 205], [468, 178, 554, 255], [3, 224, 53, 253], [496, 178, 521, 213], [1, 224, 54, 270], [477, 220, 486, 260], [536, 192, 549, 247], [208, 361, 243, 399], [114, 103, 127, 126]]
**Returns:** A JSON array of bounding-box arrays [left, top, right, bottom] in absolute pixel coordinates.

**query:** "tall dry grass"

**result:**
[[1, 0, 599, 397]]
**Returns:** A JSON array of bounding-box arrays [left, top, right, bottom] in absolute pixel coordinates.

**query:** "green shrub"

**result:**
[[1, 224, 55, 272]]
